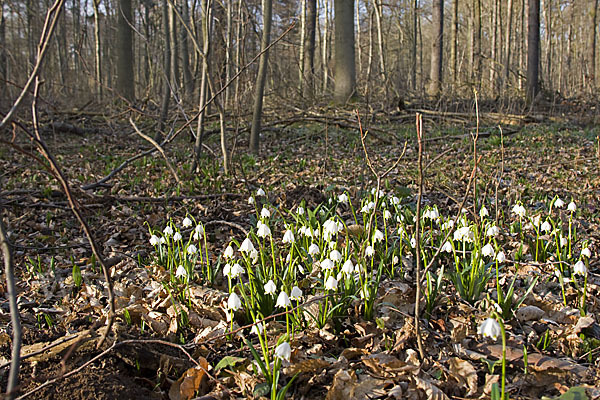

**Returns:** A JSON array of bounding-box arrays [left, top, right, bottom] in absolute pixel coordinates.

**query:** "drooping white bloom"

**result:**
[[274, 342, 292, 361], [297, 206, 305, 215], [321, 258, 334, 270], [424, 208, 439, 220], [554, 197, 565, 208], [324, 276, 338, 291], [231, 263, 245, 278], [338, 193, 349, 204], [373, 229, 384, 243], [573, 260, 588, 276], [560, 236, 568, 248], [187, 244, 197, 254], [223, 245, 234, 259], [250, 249, 259, 263], [182, 217, 193, 228], [264, 280, 277, 295], [496, 251, 506, 263], [175, 265, 187, 278], [256, 188, 266, 197], [285, 253, 292, 263], [193, 224, 204, 240], [582, 247, 592, 258], [383, 209, 392, 220], [282, 230, 295, 244], [240, 238, 256, 253], [227, 292, 242, 311], [248, 196, 255, 205], [568, 201, 577, 212], [342, 259, 354, 274], [442, 219, 455, 231], [323, 218, 343, 236], [478, 318, 501, 341], [290, 286, 303, 300], [441, 241, 453, 253], [159, 237, 166, 244], [454, 226, 474, 242], [276, 291, 291, 308], [479, 206, 489, 218], [260, 207, 270, 219], [486, 225, 500, 237], [251, 322, 265, 335], [481, 243, 496, 258], [163, 225, 174, 236], [361, 202, 376, 213], [541, 221, 552, 233], [150, 235, 160, 246], [308, 243, 320, 256], [410, 237, 417, 248], [365, 245, 375, 257], [223, 263, 232, 278], [392, 255, 399, 264], [256, 221, 271, 238], [391, 196, 400, 205], [512, 204, 526, 218], [173, 232, 182, 241], [330, 250, 342, 262]]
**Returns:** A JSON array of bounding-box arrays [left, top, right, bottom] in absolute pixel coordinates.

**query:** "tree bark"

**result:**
[[303, 0, 317, 98], [116, 0, 135, 101], [92, 0, 102, 99], [489, 0, 498, 93], [450, 0, 459, 84], [0, 5, 7, 97], [428, 0, 443, 96], [322, 0, 330, 94], [333, 0, 356, 103], [411, 0, 418, 90], [249, 0, 272, 154], [158, 0, 171, 135], [591, 0, 599, 88], [503, 0, 513, 91], [527, 0, 540, 101], [193, 0, 211, 170], [169, 1, 180, 91], [181, 0, 193, 98], [373, 0, 386, 87]]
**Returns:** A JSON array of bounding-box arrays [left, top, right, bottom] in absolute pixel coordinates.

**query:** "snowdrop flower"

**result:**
[[361, 202, 375, 213], [264, 280, 277, 295], [373, 229, 384, 243], [554, 197, 565, 208], [479, 206, 489, 218], [257, 221, 272, 237], [325, 276, 338, 291], [282, 230, 295, 244], [338, 193, 349, 204], [496, 251, 506, 263], [149, 235, 160, 246], [308, 243, 320, 256], [173, 232, 182, 241], [248, 196, 255, 205], [582, 247, 592, 258], [175, 265, 187, 278], [365, 245, 375, 257], [290, 286, 303, 300], [297, 206, 305, 215], [541, 221, 552, 233], [260, 207, 271, 219], [454, 226, 474, 243], [250, 249, 259, 263], [330, 250, 342, 262], [323, 218, 343, 236], [163, 225, 174, 236], [486, 225, 500, 237], [383, 209, 392, 220], [240, 238, 256, 253], [410, 237, 417, 248], [251, 322, 265, 335], [223, 263, 232, 278], [321, 258, 334, 270], [231, 263, 244, 278], [560, 236, 568, 248], [256, 188, 266, 196], [193, 224, 204, 240], [512, 204, 526, 218], [227, 293, 241, 311], [442, 219, 455, 230], [393, 255, 399, 264], [182, 217, 192, 228], [481, 243, 495, 258], [274, 342, 291, 361], [187, 244, 197, 254], [478, 318, 501, 341], [568, 201, 577, 212], [276, 291, 291, 308], [441, 241, 453, 253], [342, 259, 354, 274], [371, 188, 385, 198], [223, 245, 234, 259], [573, 260, 588, 276], [159, 237, 166, 244], [391, 196, 400, 205]]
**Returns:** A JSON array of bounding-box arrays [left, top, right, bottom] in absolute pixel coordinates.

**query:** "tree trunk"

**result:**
[[489, 0, 498, 93], [249, 0, 272, 154], [303, 0, 317, 98], [333, 0, 356, 103], [356, 0, 362, 76], [411, 0, 418, 90], [450, 0, 459, 84], [193, 0, 211, 170], [527, 0, 540, 101], [116, 0, 135, 101], [503, 0, 513, 91], [299, 0, 306, 91], [224, 0, 232, 105], [428, 0, 443, 96], [0, 6, 5, 97], [373, 0, 386, 88], [181, 0, 193, 98], [169, 1, 179, 91], [322, 0, 330, 94], [591, 0, 599, 88], [92, 0, 102, 99], [158, 0, 171, 135]]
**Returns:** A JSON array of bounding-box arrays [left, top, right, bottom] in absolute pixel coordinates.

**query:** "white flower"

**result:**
[[496, 251, 506, 263], [361, 201, 376, 213], [338, 193, 349, 204], [256, 221, 272, 237], [393, 255, 399, 264], [250, 249, 259, 263], [560, 236, 568, 248], [321, 258, 334, 270], [323, 218, 342, 236], [240, 238, 255, 253], [573, 260, 588, 276], [582, 247, 592, 258], [541, 221, 552, 233], [342, 259, 354, 274], [223, 263, 232, 278], [391, 196, 400, 205], [424, 208, 439, 220], [554, 197, 565, 208], [454, 226, 474, 242], [481, 243, 495, 258], [568, 201, 577, 212], [282, 230, 295, 244], [290, 286, 303, 300], [224, 245, 234, 259], [373, 229, 384, 243], [260, 207, 271, 219], [182, 217, 193, 228], [285, 253, 291, 263], [231, 263, 244, 278], [325, 276, 338, 290], [159, 237, 166, 244], [365, 245, 375, 257], [308, 243, 320, 256], [173, 232, 182, 241], [163, 225, 174, 236], [227, 292, 242, 311], [195, 224, 205, 234], [150, 235, 160, 246], [441, 241, 453, 253], [442, 219, 455, 230], [383, 209, 392, 220], [251, 322, 265, 335], [297, 206, 305, 215], [276, 291, 291, 308], [512, 204, 526, 218], [486, 225, 500, 237], [274, 342, 291, 361], [479, 206, 489, 218], [175, 265, 187, 278], [264, 280, 277, 295], [330, 250, 342, 262], [256, 188, 266, 196], [478, 318, 501, 341], [371, 188, 385, 198], [187, 244, 197, 254], [410, 237, 417, 248], [248, 196, 255, 205]]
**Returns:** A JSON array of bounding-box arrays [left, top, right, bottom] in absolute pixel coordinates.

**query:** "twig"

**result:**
[[204, 220, 248, 236], [414, 113, 425, 360]]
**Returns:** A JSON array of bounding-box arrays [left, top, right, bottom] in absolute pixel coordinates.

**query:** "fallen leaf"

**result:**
[[516, 305, 545, 322], [326, 369, 356, 400], [168, 357, 210, 400], [448, 357, 478, 395]]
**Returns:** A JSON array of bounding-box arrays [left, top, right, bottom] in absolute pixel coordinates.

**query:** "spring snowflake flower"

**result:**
[[163, 226, 174, 236], [410, 237, 417, 248], [496, 251, 506, 263], [442, 219, 455, 230], [175, 265, 187, 278], [290, 286, 303, 300], [276, 291, 291, 308], [454, 226, 474, 242], [173, 232, 182, 241], [582, 247, 592, 258], [182, 217, 192, 228], [342, 259, 354, 274], [223, 264, 232, 278], [393, 255, 399, 264], [373, 229, 384, 243], [568, 201, 577, 212], [230, 263, 244, 278], [150, 235, 160, 246], [391, 196, 400, 205], [486, 225, 500, 237], [478, 318, 501, 341], [338, 193, 349, 204], [256, 221, 272, 238], [383, 209, 392, 220], [193, 224, 204, 240], [424, 208, 439, 220], [323, 218, 343, 236], [274, 342, 291, 361], [330, 250, 342, 262], [541, 221, 552, 233], [248, 196, 255, 205], [250, 249, 259, 263], [481, 243, 496, 258], [441, 241, 453, 253], [321, 258, 334, 270], [187, 244, 197, 254], [554, 197, 565, 208], [240, 238, 256, 253], [325, 276, 338, 291], [371, 188, 385, 198], [264, 280, 277, 295], [227, 292, 242, 311], [251, 322, 265, 335], [297, 206, 305, 215], [512, 204, 526, 218], [479, 206, 489, 218], [159, 237, 166, 244], [560, 236, 568, 248], [282, 230, 295, 244], [361, 202, 376, 213], [256, 188, 266, 197], [223, 245, 234, 259], [260, 207, 271, 219], [365, 245, 375, 257], [573, 260, 588, 276]]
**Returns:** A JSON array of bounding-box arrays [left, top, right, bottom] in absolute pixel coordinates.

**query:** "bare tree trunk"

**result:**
[[299, 0, 306, 91], [591, 0, 599, 89], [503, 0, 513, 91], [527, 0, 540, 101], [518, 0, 525, 90], [181, 0, 193, 98], [233, 0, 243, 106], [92, 0, 102, 99], [473, 0, 481, 89], [356, 0, 362, 76], [223, 0, 232, 105], [117, 0, 135, 101], [0, 6, 5, 97], [333, 0, 356, 103], [303, 0, 317, 98], [489, 0, 498, 93], [411, 0, 418, 90], [249, 0, 272, 153], [541, 0, 551, 90], [322, 0, 330, 94], [158, 0, 171, 135], [169, 1, 179, 91], [373, 0, 386, 90], [193, 0, 211, 170], [450, 0, 459, 85], [71, 0, 80, 79], [428, 0, 443, 96]]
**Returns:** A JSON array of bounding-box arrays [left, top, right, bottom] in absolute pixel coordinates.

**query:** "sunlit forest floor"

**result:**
[[1, 111, 600, 399]]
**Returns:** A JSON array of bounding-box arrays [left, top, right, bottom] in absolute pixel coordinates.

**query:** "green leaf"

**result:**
[[254, 382, 271, 397], [545, 386, 589, 400], [214, 356, 246, 372]]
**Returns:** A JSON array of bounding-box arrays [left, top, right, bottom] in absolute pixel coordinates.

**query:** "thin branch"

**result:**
[[414, 113, 425, 359]]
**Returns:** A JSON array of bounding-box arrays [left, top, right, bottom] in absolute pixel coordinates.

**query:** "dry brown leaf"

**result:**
[[448, 357, 478, 395], [362, 353, 418, 377], [412, 376, 449, 400], [168, 357, 210, 400], [516, 305, 545, 322], [285, 358, 330, 375], [326, 369, 357, 400]]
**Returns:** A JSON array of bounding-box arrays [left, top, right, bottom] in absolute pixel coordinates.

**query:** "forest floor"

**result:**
[[1, 108, 600, 399]]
